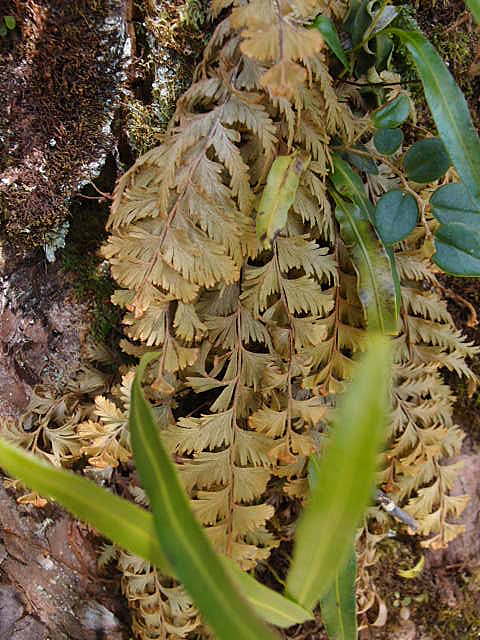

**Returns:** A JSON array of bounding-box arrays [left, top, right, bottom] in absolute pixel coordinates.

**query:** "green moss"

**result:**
[[60, 184, 121, 344], [124, 0, 209, 155], [61, 248, 120, 342], [430, 28, 476, 95]]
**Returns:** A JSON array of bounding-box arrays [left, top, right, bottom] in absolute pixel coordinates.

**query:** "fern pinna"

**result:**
[[98, 0, 477, 636]]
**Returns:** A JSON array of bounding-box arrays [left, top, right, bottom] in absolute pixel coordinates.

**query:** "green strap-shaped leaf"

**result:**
[[286, 334, 391, 610], [256, 152, 310, 249], [330, 155, 399, 331], [331, 154, 375, 221], [0, 440, 313, 629], [465, 0, 480, 24], [391, 29, 480, 208], [333, 194, 399, 335], [221, 557, 313, 628], [312, 16, 349, 70], [130, 353, 278, 640], [320, 548, 358, 640], [308, 458, 358, 640], [0, 438, 169, 571]]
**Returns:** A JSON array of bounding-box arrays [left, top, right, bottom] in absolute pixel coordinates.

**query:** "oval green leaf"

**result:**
[[433, 222, 480, 276], [372, 95, 410, 129], [345, 145, 379, 175], [374, 189, 418, 245], [350, 0, 371, 47], [312, 15, 349, 70], [430, 182, 480, 225], [373, 128, 403, 155], [404, 138, 451, 183], [286, 335, 391, 610], [130, 354, 278, 640], [392, 29, 480, 207], [222, 557, 314, 628]]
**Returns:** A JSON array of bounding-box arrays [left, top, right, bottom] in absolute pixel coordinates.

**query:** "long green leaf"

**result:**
[[130, 353, 278, 640], [312, 16, 349, 70], [256, 152, 310, 249], [465, 0, 480, 24], [330, 154, 375, 221], [221, 557, 313, 628], [309, 457, 357, 640], [0, 441, 313, 628], [391, 29, 480, 208], [332, 194, 398, 335], [286, 335, 391, 610], [0, 438, 168, 571], [320, 548, 357, 640]]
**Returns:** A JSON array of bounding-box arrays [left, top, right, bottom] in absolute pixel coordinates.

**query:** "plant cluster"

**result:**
[[1, 0, 480, 638], [96, 0, 479, 635]]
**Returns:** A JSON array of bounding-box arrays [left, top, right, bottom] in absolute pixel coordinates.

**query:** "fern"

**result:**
[[102, 0, 479, 634], [2, 1, 474, 638]]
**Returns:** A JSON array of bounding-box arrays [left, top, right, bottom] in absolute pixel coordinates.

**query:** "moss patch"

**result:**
[[0, 0, 126, 251], [123, 0, 209, 156], [60, 166, 121, 345]]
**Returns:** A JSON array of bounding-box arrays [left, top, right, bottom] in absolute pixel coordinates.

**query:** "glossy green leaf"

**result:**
[[331, 154, 375, 220], [392, 29, 480, 207], [222, 557, 314, 628], [430, 182, 480, 225], [130, 353, 277, 640], [308, 458, 357, 640], [330, 156, 399, 333], [4, 15, 15, 30], [0, 23, 7, 37], [256, 152, 310, 249], [374, 190, 418, 245], [465, 0, 480, 25], [385, 245, 402, 318], [312, 15, 349, 70], [349, 0, 371, 47], [433, 222, 480, 276], [373, 128, 403, 155], [345, 145, 378, 175], [366, 2, 398, 35], [372, 95, 410, 129], [375, 33, 394, 70], [333, 195, 399, 334], [404, 138, 451, 184], [286, 334, 391, 610], [0, 438, 310, 629], [0, 438, 169, 571], [320, 548, 357, 640]]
